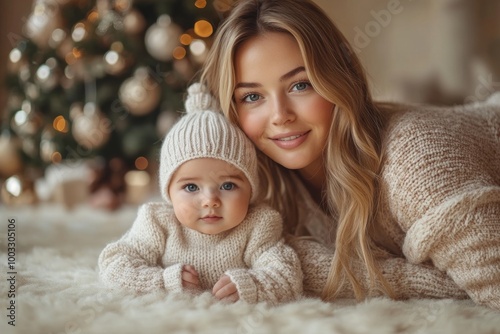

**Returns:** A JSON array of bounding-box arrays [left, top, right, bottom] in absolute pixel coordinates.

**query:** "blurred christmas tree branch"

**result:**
[[1, 0, 228, 208]]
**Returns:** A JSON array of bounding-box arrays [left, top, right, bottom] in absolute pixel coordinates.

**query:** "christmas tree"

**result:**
[[1, 0, 229, 207]]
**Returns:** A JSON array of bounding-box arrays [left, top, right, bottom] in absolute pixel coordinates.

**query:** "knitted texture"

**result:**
[[159, 83, 259, 204], [98, 202, 303, 304], [288, 238, 468, 300], [290, 97, 500, 310]]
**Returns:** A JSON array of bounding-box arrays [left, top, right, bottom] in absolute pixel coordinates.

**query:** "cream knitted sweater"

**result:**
[[290, 96, 500, 310], [98, 203, 303, 304]]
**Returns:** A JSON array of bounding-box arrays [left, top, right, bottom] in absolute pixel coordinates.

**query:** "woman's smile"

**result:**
[[270, 130, 310, 149], [234, 32, 335, 172]]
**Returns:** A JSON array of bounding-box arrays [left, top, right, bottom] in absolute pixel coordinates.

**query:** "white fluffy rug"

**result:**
[[1, 204, 499, 334]]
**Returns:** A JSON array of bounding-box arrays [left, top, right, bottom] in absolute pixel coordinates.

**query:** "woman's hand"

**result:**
[[181, 264, 200, 290], [213, 275, 239, 302]]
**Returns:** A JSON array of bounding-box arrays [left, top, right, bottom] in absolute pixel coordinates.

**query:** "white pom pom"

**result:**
[[185, 83, 216, 113]]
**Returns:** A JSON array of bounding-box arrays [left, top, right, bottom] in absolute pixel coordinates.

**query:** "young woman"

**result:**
[[200, 0, 500, 310]]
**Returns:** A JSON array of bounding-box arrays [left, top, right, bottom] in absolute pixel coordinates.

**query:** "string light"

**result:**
[[190, 39, 206, 56], [195, 0, 207, 9], [180, 33, 192, 45], [194, 20, 213, 38], [87, 10, 99, 23], [135, 156, 149, 170], [53, 115, 68, 133], [72, 22, 87, 42], [72, 48, 82, 59], [173, 46, 186, 60], [9, 49, 22, 63], [51, 152, 62, 163], [65, 52, 77, 65]]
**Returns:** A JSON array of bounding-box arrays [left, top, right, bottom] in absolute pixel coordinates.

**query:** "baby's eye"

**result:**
[[221, 182, 235, 191], [242, 93, 260, 103], [291, 82, 310, 92], [184, 184, 199, 192]]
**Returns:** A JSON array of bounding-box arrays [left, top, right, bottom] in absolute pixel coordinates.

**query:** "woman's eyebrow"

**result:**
[[279, 66, 306, 82], [234, 66, 306, 89]]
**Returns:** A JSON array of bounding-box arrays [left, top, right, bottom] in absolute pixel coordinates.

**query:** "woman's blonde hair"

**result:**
[[200, 0, 394, 300]]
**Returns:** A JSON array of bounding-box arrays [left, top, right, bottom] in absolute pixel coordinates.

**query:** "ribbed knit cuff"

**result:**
[[225, 269, 258, 303], [382, 258, 468, 300], [163, 263, 184, 293]]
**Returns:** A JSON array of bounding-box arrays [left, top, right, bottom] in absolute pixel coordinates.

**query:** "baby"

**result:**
[[98, 83, 303, 304]]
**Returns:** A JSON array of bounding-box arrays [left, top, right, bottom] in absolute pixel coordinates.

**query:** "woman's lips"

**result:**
[[270, 131, 310, 149]]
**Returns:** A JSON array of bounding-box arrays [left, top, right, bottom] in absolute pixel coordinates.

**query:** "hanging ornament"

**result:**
[[11, 100, 43, 136], [24, 0, 62, 48], [72, 102, 112, 150], [1, 175, 38, 206], [113, 0, 132, 13], [119, 67, 161, 116], [0, 130, 23, 178], [123, 9, 146, 35], [145, 15, 182, 62], [156, 110, 180, 137]]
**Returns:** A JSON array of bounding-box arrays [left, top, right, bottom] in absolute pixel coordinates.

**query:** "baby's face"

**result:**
[[168, 158, 252, 235]]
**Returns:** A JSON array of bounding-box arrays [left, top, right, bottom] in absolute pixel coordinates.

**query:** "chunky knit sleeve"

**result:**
[[225, 206, 303, 304], [381, 102, 500, 310], [98, 203, 183, 293], [288, 238, 468, 300]]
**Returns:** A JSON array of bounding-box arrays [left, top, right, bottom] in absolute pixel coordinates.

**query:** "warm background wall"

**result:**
[[314, 0, 500, 105]]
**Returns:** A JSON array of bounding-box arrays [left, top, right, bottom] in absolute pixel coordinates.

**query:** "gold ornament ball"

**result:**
[[145, 15, 182, 62], [72, 104, 112, 149], [0, 134, 23, 178], [123, 9, 146, 35], [156, 110, 179, 137], [119, 68, 161, 116], [1, 175, 37, 206]]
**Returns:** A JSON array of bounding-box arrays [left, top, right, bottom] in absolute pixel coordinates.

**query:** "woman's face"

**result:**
[[233, 32, 335, 173]]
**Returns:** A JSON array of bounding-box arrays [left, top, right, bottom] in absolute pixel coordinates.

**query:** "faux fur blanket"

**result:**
[[1, 204, 499, 334]]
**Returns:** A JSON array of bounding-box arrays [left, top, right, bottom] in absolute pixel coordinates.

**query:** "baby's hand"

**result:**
[[181, 265, 200, 290], [212, 275, 239, 302]]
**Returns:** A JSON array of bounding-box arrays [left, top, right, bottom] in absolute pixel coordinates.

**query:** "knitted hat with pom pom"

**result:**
[[159, 83, 259, 204]]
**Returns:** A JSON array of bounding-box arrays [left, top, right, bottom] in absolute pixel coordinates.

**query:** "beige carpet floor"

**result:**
[[1, 203, 499, 334]]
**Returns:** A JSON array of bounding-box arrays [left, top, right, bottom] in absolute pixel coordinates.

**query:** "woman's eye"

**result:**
[[292, 82, 310, 92], [221, 182, 235, 190], [242, 93, 260, 103], [184, 184, 199, 192]]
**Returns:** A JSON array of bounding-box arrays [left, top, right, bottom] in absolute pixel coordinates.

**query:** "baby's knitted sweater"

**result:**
[[292, 96, 500, 310], [98, 203, 303, 304]]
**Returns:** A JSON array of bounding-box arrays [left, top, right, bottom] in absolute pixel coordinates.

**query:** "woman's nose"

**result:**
[[271, 94, 295, 125]]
